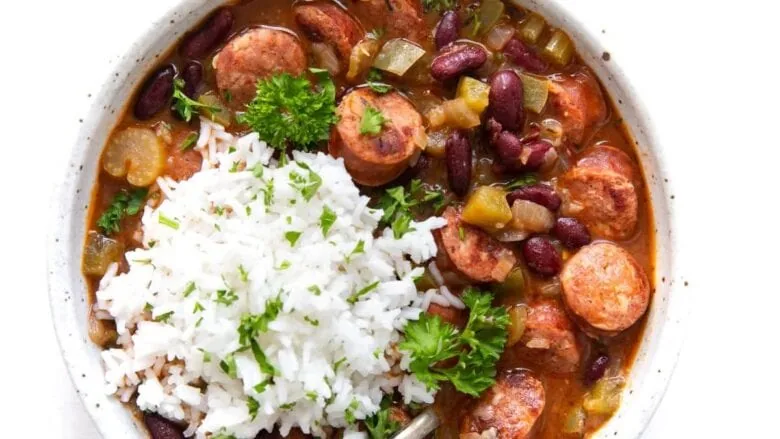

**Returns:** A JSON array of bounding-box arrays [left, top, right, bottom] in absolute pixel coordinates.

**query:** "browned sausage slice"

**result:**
[[547, 68, 607, 146], [166, 131, 203, 181], [358, 0, 427, 43], [461, 370, 545, 439], [294, 2, 364, 65], [329, 88, 424, 186], [427, 302, 467, 328], [436, 206, 517, 283], [513, 300, 582, 374], [214, 28, 307, 104], [556, 145, 639, 240], [561, 242, 650, 337]]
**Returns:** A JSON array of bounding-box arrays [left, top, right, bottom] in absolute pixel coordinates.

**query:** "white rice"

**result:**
[[97, 119, 446, 438]]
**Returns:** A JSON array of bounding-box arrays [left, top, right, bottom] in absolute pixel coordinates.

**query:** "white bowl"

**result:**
[[48, 1, 689, 437]]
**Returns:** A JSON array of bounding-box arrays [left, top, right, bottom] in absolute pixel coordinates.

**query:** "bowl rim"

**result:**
[[48, 1, 691, 438]]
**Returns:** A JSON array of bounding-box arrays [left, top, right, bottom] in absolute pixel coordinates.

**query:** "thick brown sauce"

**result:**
[[84, 0, 656, 438]]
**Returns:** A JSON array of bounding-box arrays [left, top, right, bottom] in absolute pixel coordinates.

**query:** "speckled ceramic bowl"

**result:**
[[48, 1, 689, 437]]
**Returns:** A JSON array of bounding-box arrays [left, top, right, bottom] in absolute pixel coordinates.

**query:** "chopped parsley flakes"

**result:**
[[359, 106, 388, 136], [320, 205, 337, 236], [97, 188, 148, 235]]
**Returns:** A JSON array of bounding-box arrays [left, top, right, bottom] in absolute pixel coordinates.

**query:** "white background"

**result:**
[[0, 0, 777, 437]]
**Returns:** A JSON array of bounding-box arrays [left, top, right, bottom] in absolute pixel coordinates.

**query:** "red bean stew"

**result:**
[[83, 0, 655, 438]]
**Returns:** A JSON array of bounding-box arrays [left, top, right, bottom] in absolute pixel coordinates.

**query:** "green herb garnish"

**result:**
[[505, 173, 539, 190], [239, 69, 338, 150], [399, 289, 509, 396], [320, 205, 337, 236], [347, 281, 380, 304], [360, 106, 388, 136], [172, 78, 222, 122], [158, 212, 180, 230], [97, 188, 148, 235], [215, 289, 238, 306], [364, 398, 401, 439], [284, 231, 302, 247], [179, 132, 198, 151]]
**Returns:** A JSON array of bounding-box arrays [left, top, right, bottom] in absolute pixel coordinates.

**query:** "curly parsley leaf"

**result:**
[[97, 188, 148, 235], [399, 289, 509, 396], [360, 106, 388, 136], [364, 399, 401, 439], [377, 179, 448, 238], [239, 69, 338, 150], [172, 78, 222, 122]]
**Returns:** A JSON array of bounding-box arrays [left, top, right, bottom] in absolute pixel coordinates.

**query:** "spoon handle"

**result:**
[[392, 407, 441, 439]]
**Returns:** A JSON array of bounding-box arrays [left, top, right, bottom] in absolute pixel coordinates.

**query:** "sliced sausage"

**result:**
[[436, 206, 517, 283], [213, 28, 307, 104], [461, 370, 545, 439], [329, 88, 424, 186], [556, 145, 639, 240], [513, 300, 582, 374], [166, 132, 203, 181], [294, 2, 363, 65], [561, 242, 650, 337], [547, 68, 607, 146], [359, 0, 427, 43]]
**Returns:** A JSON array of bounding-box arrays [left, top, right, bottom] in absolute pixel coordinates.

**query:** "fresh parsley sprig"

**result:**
[[364, 398, 401, 439], [377, 179, 447, 238], [239, 68, 338, 151], [96, 188, 148, 235], [172, 78, 222, 122], [399, 289, 509, 397]]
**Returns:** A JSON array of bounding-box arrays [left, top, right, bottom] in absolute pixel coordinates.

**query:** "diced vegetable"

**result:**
[[519, 13, 546, 44], [583, 377, 625, 415], [89, 312, 118, 347], [425, 130, 448, 158], [467, 0, 505, 37], [456, 77, 491, 115], [462, 186, 513, 230], [347, 38, 380, 81], [539, 277, 562, 297], [311, 42, 341, 76], [443, 98, 482, 129], [544, 29, 574, 66], [507, 305, 528, 347], [562, 406, 586, 434], [198, 94, 231, 127], [373, 39, 426, 76], [103, 127, 166, 187], [540, 118, 564, 147], [415, 270, 438, 291], [485, 23, 516, 51], [510, 199, 555, 233], [494, 267, 526, 297], [520, 73, 549, 113], [426, 105, 447, 128], [83, 231, 123, 276]]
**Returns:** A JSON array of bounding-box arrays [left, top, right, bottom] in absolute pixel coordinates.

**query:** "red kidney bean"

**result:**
[[144, 412, 184, 439], [584, 353, 610, 385], [445, 130, 472, 197], [521, 140, 553, 170], [522, 236, 561, 276], [180, 8, 235, 59], [553, 217, 591, 249], [435, 11, 461, 50], [507, 184, 561, 211], [493, 130, 523, 166], [504, 38, 549, 73], [431, 45, 488, 82], [181, 61, 203, 98], [487, 70, 524, 131], [134, 64, 176, 120]]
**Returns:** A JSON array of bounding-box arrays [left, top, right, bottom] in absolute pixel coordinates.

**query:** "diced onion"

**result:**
[[540, 118, 564, 146], [495, 229, 529, 242], [510, 199, 555, 234], [312, 42, 341, 76], [518, 13, 546, 44], [485, 23, 515, 51], [373, 39, 426, 76]]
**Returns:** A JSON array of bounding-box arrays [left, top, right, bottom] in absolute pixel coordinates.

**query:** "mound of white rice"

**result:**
[[96, 119, 450, 438]]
